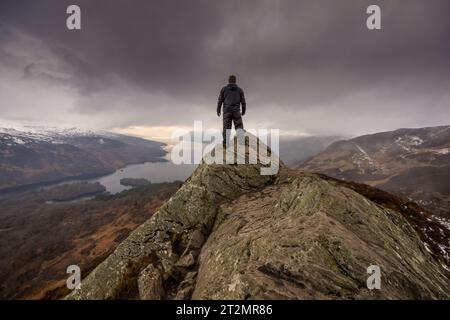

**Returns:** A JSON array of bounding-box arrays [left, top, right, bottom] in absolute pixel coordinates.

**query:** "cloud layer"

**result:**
[[1, 0, 449, 136]]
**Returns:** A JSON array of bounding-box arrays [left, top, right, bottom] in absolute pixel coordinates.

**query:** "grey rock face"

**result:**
[[193, 172, 449, 299], [137, 264, 164, 300], [66, 142, 449, 300]]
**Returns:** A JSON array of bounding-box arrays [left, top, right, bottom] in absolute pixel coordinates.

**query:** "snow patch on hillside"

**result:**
[[0, 124, 100, 145], [351, 143, 380, 173], [434, 148, 450, 155], [395, 135, 424, 152]]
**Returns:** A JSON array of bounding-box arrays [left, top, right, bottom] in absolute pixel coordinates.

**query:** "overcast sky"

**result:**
[[0, 0, 449, 139]]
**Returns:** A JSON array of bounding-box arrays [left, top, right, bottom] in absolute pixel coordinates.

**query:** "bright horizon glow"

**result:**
[[111, 125, 313, 143]]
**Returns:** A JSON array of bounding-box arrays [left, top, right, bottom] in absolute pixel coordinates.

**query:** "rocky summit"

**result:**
[[66, 140, 450, 300]]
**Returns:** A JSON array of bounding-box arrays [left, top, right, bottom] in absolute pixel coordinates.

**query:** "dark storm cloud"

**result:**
[[0, 0, 449, 134]]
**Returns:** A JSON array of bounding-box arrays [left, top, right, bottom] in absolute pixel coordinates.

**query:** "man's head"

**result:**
[[228, 75, 237, 84]]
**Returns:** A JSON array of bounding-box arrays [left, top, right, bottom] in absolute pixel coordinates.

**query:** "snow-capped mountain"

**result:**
[[0, 127, 94, 146], [0, 124, 166, 192]]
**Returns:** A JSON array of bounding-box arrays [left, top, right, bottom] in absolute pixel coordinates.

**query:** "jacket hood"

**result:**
[[227, 83, 238, 91]]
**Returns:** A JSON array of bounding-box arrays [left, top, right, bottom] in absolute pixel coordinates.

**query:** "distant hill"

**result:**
[[299, 126, 450, 223], [279, 135, 342, 167], [0, 126, 167, 192]]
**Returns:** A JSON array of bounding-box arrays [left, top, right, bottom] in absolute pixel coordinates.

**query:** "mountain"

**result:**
[[66, 139, 449, 300], [299, 126, 450, 223], [0, 125, 167, 192], [279, 135, 342, 167]]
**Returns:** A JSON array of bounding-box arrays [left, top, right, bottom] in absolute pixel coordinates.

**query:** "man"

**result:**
[[217, 75, 246, 147]]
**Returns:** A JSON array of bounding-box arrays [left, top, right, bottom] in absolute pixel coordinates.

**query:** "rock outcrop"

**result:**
[[66, 140, 449, 300]]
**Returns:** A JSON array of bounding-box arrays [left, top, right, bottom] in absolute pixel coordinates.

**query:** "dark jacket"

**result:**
[[217, 83, 246, 115]]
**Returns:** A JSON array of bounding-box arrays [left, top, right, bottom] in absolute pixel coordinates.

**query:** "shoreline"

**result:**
[[0, 158, 169, 199]]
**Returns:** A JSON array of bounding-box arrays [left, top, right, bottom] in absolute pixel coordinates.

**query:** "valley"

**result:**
[[0, 124, 449, 300], [0, 126, 167, 192], [0, 181, 181, 299], [299, 126, 450, 222]]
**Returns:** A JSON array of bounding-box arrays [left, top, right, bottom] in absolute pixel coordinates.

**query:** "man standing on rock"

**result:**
[[217, 75, 246, 147]]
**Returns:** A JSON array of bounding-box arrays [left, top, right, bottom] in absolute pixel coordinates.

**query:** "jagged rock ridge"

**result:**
[[66, 141, 450, 300]]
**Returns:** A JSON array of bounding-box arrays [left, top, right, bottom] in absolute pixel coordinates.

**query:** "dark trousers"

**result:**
[[223, 109, 244, 147]]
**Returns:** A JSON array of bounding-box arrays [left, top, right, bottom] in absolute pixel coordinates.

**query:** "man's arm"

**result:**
[[240, 88, 246, 115], [217, 87, 225, 116]]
